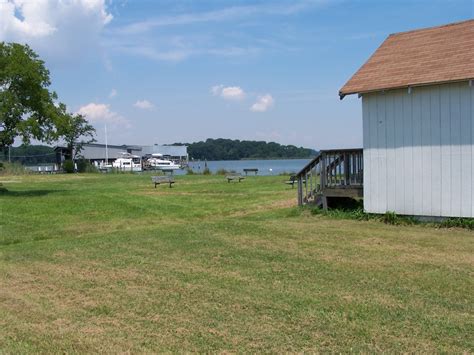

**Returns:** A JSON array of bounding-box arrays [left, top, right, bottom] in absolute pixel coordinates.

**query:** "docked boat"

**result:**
[[112, 153, 142, 172], [144, 153, 180, 170]]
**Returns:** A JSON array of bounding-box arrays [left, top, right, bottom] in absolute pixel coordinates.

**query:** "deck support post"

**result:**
[[297, 177, 303, 206], [321, 195, 328, 210]]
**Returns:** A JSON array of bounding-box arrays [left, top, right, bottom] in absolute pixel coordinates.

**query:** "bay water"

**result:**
[[185, 159, 312, 176]]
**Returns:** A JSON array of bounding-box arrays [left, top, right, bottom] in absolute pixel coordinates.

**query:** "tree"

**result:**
[[183, 138, 315, 160], [0, 42, 59, 150], [56, 104, 96, 160]]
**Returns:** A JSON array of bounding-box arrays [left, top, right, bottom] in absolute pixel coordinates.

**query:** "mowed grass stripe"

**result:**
[[0, 174, 473, 352]]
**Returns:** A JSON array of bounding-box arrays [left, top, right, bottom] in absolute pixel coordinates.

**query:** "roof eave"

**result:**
[[339, 78, 474, 100]]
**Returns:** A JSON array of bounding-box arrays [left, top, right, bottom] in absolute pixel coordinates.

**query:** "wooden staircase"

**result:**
[[296, 149, 363, 208]]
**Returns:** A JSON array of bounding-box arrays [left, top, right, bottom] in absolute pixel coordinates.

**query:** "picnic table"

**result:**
[[243, 168, 258, 175]]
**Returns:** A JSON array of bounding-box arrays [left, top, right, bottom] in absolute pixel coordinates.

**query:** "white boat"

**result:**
[[144, 153, 180, 170], [112, 153, 142, 172]]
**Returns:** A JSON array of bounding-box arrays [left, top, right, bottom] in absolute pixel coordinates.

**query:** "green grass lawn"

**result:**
[[0, 174, 473, 352]]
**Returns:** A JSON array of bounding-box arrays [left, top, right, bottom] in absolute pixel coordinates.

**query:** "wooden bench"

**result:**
[[226, 174, 245, 183], [152, 176, 175, 188], [285, 175, 305, 188], [243, 168, 258, 175]]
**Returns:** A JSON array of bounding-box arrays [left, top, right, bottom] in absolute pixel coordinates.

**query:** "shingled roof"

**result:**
[[339, 19, 474, 99]]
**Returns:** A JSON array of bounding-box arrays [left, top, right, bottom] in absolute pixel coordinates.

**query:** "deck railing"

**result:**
[[296, 149, 363, 206]]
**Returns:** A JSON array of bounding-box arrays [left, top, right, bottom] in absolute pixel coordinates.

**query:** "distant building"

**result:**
[[55, 143, 188, 165], [140, 145, 188, 161]]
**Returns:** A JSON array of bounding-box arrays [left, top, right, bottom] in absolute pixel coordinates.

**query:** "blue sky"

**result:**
[[1, 0, 472, 148]]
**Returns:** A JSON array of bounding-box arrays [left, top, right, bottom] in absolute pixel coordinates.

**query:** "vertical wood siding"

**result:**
[[362, 81, 473, 217]]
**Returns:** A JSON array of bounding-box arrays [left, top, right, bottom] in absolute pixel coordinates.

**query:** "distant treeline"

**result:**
[[0, 145, 56, 165], [171, 138, 316, 160], [3, 139, 316, 163]]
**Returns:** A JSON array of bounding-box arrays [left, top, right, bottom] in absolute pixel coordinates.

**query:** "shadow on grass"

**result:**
[[0, 189, 65, 197], [0, 234, 54, 246]]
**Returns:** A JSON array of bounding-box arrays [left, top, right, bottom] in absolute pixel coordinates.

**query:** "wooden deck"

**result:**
[[296, 149, 363, 208]]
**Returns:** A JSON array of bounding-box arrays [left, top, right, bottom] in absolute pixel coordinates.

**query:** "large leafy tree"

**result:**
[[56, 103, 96, 160], [0, 42, 59, 150]]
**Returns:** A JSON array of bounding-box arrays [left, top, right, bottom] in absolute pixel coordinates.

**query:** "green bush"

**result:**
[[307, 205, 472, 230], [85, 164, 98, 173], [63, 160, 75, 173], [439, 218, 474, 230], [203, 167, 211, 175], [310, 206, 369, 221], [75, 159, 98, 173], [76, 159, 89, 173], [186, 168, 195, 175], [383, 211, 398, 225]]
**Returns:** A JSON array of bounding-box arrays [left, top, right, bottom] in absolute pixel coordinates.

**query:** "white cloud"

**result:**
[[222, 86, 245, 100], [77, 103, 130, 127], [250, 94, 274, 112], [207, 46, 261, 57], [211, 85, 224, 96], [108, 1, 330, 63], [106, 37, 261, 63], [118, 45, 191, 62], [0, 0, 112, 40], [0, 0, 56, 39], [115, 2, 327, 35], [0, 0, 112, 64], [109, 89, 117, 98], [134, 99, 154, 110], [211, 85, 245, 101]]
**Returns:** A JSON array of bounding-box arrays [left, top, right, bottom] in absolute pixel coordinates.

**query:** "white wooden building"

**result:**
[[339, 20, 473, 218]]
